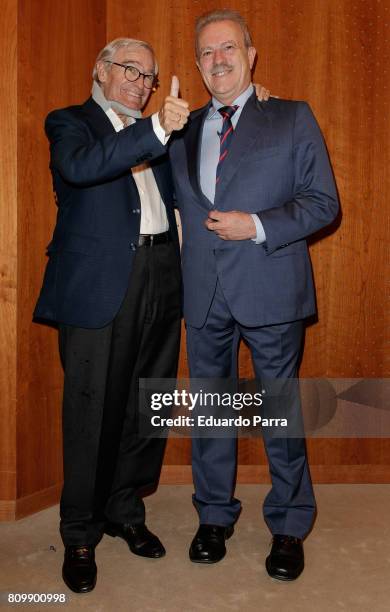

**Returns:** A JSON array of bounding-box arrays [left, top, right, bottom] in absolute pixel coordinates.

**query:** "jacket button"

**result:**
[[130, 243, 137, 251], [132, 208, 140, 214]]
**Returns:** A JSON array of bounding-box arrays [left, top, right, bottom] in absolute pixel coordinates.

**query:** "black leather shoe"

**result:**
[[105, 522, 165, 558], [265, 534, 304, 581], [62, 545, 97, 593], [189, 524, 234, 564]]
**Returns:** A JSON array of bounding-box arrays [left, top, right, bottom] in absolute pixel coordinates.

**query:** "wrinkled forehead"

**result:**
[[198, 20, 245, 50], [113, 44, 155, 71]]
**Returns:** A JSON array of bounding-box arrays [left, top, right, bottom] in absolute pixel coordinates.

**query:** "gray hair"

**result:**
[[92, 37, 158, 82], [195, 9, 253, 58]]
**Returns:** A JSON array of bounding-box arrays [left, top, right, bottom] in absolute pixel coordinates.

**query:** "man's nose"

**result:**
[[133, 77, 145, 91], [213, 48, 224, 63]]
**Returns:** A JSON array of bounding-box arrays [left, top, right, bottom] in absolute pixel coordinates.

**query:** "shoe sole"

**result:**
[[189, 556, 225, 564], [62, 571, 97, 593], [265, 557, 304, 581]]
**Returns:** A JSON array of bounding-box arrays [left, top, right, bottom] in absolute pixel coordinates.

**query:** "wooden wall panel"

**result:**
[[2, 0, 388, 521], [107, 0, 390, 473], [13, 0, 106, 513], [0, 0, 17, 514]]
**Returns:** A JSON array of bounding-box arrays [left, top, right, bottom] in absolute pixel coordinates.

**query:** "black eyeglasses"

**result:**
[[104, 61, 156, 89]]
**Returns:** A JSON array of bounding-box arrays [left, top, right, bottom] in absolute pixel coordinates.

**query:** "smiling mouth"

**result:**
[[128, 93, 142, 98], [211, 67, 233, 78], [122, 89, 143, 98]]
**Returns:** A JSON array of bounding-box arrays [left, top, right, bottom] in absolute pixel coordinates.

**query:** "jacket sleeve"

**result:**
[[45, 108, 167, 187], [257, 102, 339, 254]]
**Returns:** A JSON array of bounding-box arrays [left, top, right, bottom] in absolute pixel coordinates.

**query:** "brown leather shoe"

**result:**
[[62, 545, 97, 593], [266, 535, 304, 581], [105, 522, 165, 558]]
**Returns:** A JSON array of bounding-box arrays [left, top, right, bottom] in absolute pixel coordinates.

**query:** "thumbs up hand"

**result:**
[[158, 75, 190, 135], [170, 75, 180, 98]]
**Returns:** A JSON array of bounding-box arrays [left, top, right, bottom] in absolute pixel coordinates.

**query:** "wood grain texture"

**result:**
[[0, 483, 62, 521], [2, 0, 388, 522], [0, 0, 17, 504], [107, 0, 390, 472], [16, 0, 106, 500]]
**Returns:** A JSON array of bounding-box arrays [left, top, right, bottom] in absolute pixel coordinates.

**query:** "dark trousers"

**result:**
[[58, 242, 181, 546], [186, 281, 316, 539]]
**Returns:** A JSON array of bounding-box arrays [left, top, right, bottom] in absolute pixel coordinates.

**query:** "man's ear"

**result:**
[[96, 61, 107, 83], [248, 47, 257, 70]]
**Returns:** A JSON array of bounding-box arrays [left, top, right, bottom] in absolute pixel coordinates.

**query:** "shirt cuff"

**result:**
[[251, 214, 266, 244], [151, 112, 170, 145]]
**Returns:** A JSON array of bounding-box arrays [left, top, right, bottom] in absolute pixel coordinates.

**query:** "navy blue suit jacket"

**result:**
[[34, 97, 179, 328], [169, 93, 339, 328]]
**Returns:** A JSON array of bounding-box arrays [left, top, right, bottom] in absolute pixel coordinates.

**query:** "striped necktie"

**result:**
[[216, 105, 238, 184]]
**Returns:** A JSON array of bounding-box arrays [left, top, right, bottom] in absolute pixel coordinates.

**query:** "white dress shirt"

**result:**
[[200, 84, 266, 244], [107, 109, 169, 235]]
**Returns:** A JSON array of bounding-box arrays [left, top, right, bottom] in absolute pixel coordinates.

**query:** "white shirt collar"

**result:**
[[207, 83, 254, 120]]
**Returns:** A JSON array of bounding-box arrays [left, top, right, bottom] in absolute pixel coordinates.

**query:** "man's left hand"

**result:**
[[253, 83, 270, 101], [205, 210, 257, 240]]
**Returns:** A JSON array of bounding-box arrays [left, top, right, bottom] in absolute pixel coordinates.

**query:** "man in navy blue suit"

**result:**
[[169, 9, 339, 580], [34, 38, 189, 593]]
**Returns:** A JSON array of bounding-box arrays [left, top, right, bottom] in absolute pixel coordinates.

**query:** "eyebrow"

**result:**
[[200, 40, 238, 51], [120, 58, 154, 73]]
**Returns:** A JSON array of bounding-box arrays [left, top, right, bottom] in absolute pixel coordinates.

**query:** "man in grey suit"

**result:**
[[169, 9, 339, 579]]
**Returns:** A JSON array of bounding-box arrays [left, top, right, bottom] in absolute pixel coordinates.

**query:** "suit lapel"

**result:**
[[184, 103, 214, 208], [81, 97, 117, 137], [82, 97, 171, 203], [214, 93, 274, 205]]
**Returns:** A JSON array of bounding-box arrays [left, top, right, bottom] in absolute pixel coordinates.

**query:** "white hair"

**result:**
[[92, 37, 158, 82]]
